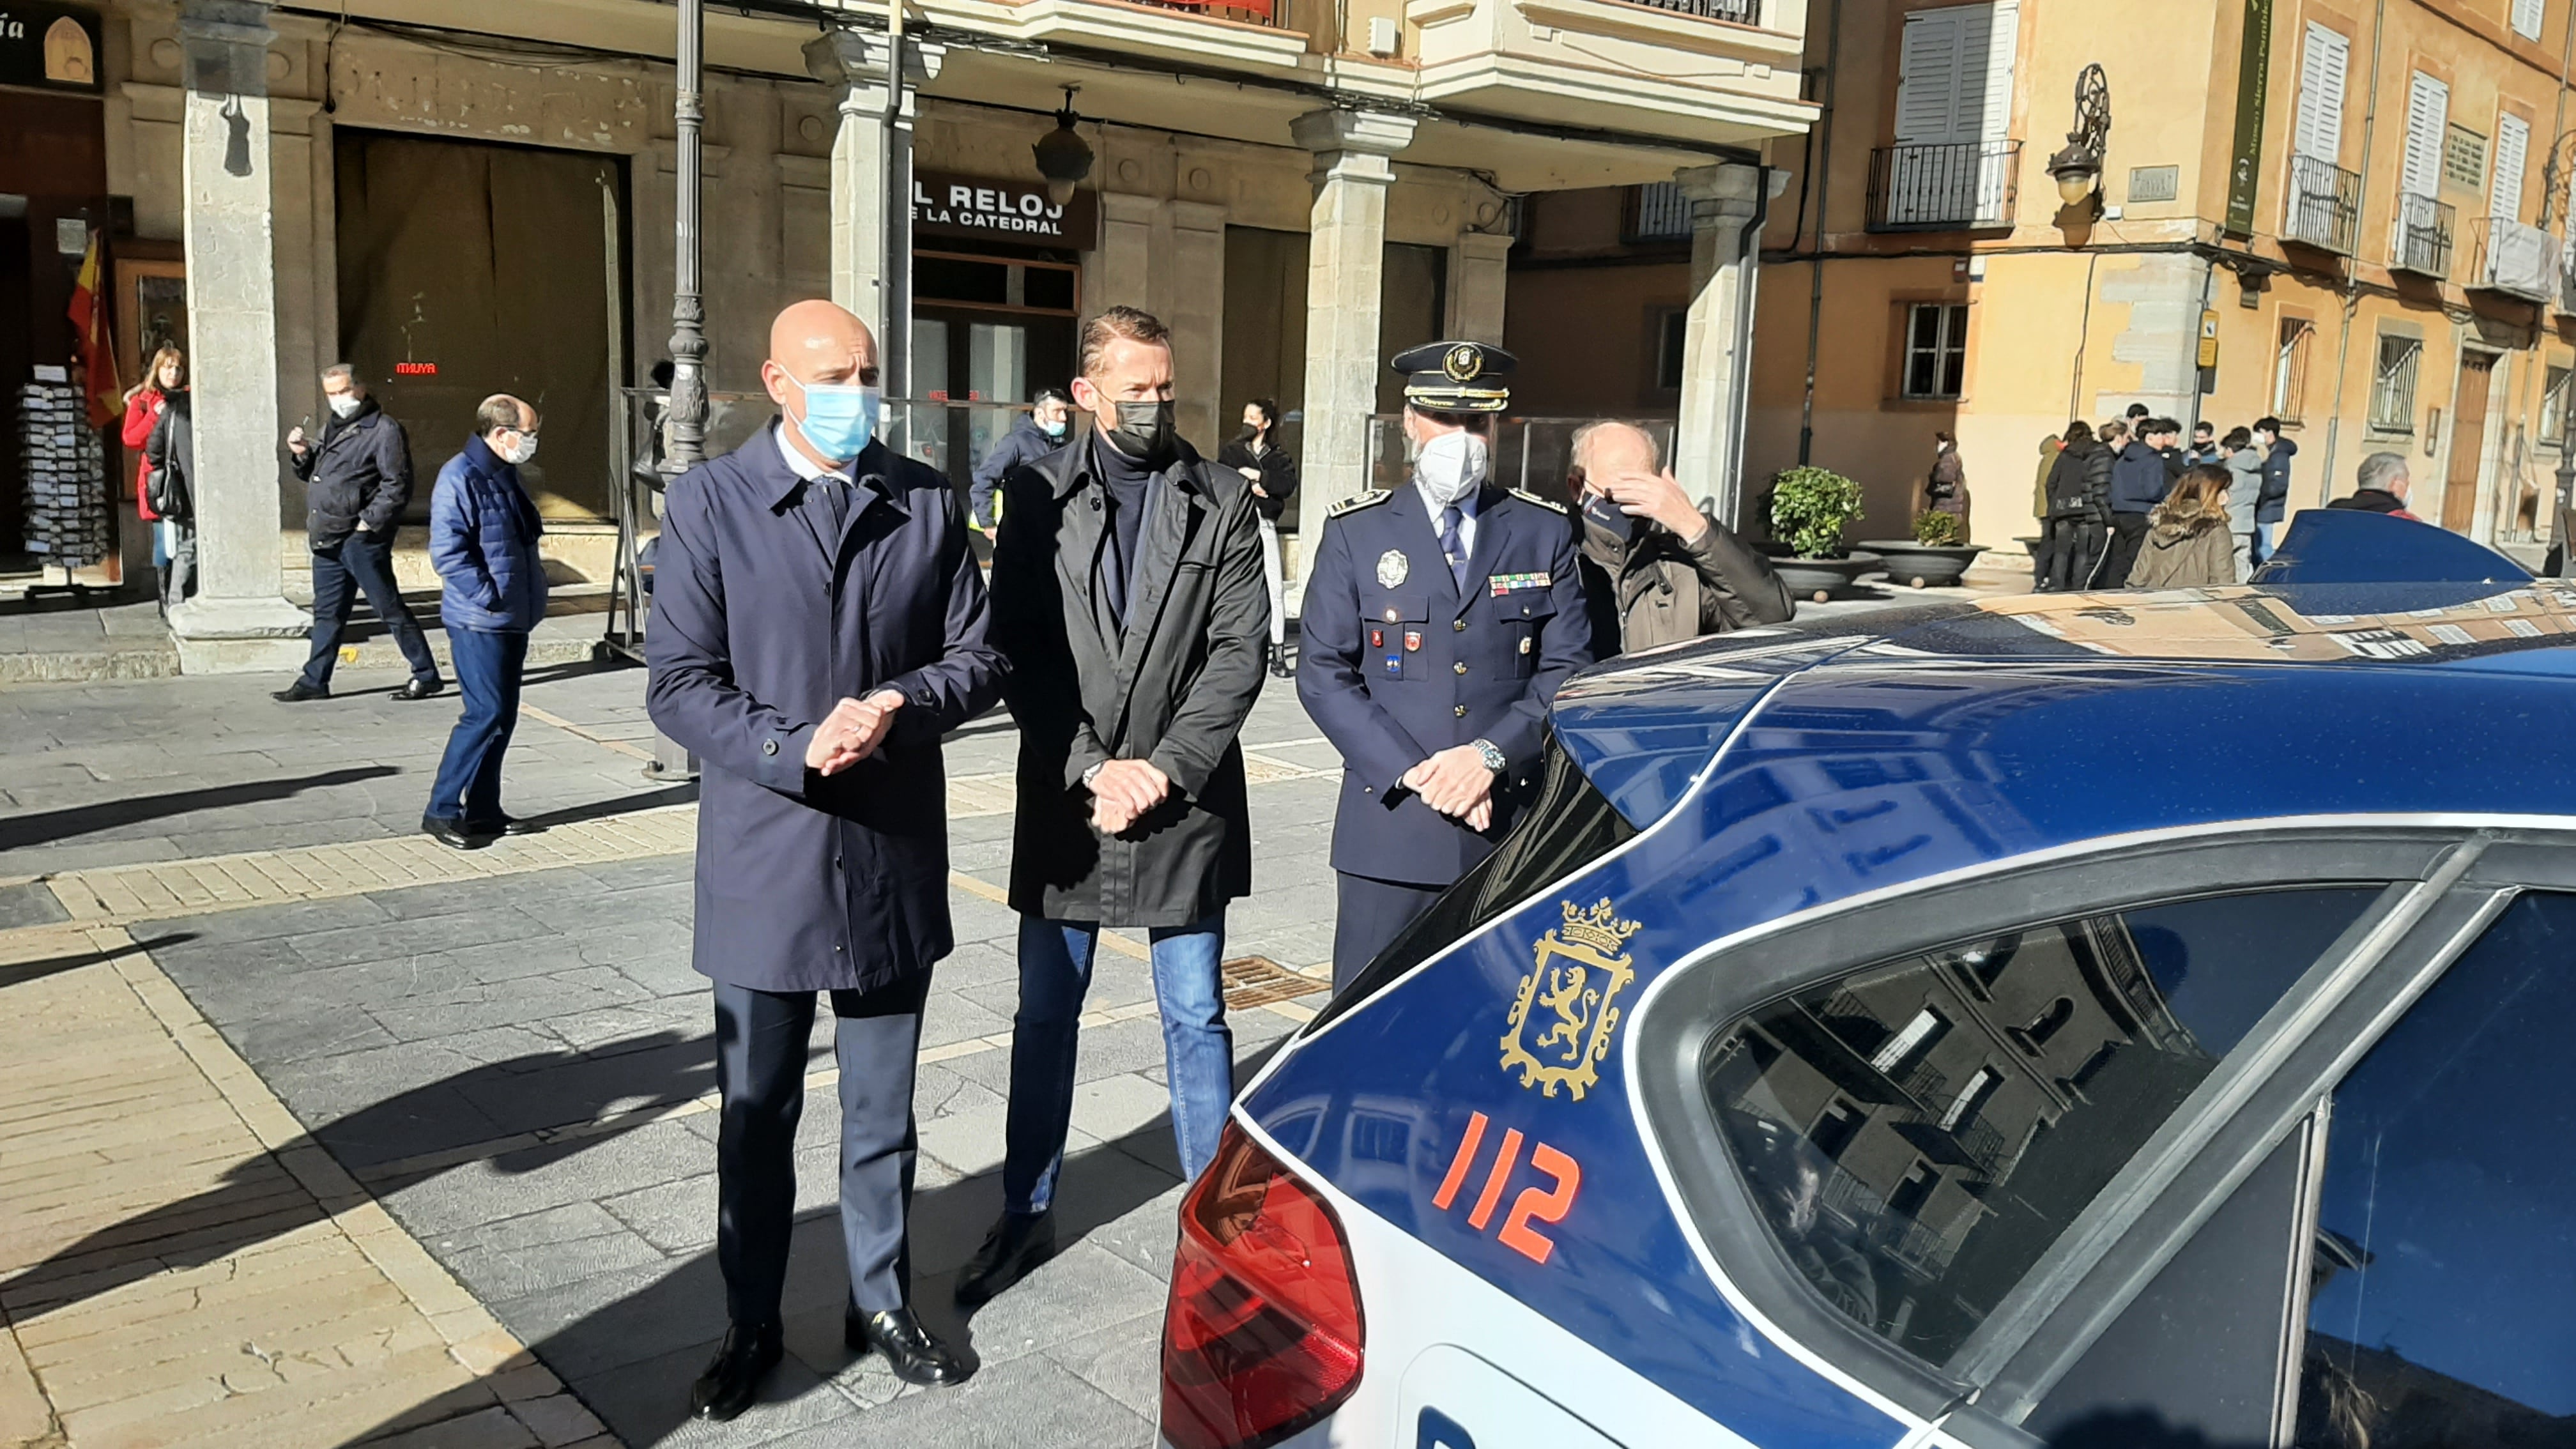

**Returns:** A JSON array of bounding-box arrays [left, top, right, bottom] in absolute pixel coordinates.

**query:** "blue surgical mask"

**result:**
[[788, 376, 880, 461], [1040, 417, 1068, 440]]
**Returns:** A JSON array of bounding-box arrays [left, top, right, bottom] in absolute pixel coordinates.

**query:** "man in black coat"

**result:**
[[958, 305, 1270, 1306], [646, 300, 1007, 1420], [276, 365, 444, 702]]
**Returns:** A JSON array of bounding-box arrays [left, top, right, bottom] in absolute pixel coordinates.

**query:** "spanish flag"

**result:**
[[67, 233, 121, 428]]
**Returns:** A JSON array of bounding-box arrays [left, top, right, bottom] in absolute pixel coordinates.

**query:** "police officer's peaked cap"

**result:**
[[1392, 340, 1515, 415]]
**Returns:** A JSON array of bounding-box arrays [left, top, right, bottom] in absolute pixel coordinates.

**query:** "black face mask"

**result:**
[[1581, 491, 1636, 545], [1236, 425, 1260, 444], [1103, 399, 1177, 466]]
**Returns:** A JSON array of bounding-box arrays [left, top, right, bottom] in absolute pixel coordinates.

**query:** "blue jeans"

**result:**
[[1002, 912, 1233, 1215], [298, 531, 439, 689], [426, 625, 527, 825], [2253, 520, 2275, 567]]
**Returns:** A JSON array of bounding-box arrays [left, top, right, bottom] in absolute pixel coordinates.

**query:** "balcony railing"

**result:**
[[1627, 0, 1759, 19], [1867, 141, 2020, 232], [1136, 0, 1287, 24], [2471, 216, 2560, 303], [2281, 153, 2360, 255], [2391, 192, 2454, 279]]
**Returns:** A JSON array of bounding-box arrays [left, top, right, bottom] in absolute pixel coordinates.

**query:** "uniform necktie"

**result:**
[[1441, 505, 1469, 592]]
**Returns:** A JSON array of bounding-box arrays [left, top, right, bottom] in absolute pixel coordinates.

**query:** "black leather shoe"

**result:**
[[1269, 651, 1293, 679], [421, 817, 488, 852], [847, 1305, 972, 1387], [689, 1322, 781, 1421], [954, 1211, 1057, 1307], [464, 814, 541, 837], [395, 677, 445, 701], [271, 681, 328, 702]]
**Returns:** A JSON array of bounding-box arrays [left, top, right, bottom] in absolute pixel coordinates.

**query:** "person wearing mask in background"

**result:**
[[2102, 417, 2186, 586], [1567, 418, 1791, 655], [1298, 341, 1593, 992], [2328, 452, 2422, 520], [2126, 465, 2241, 590], [422, 395, 549, 852], [142, 359, 195, 615], [123, 346, 189, 613], [962, 306, 1270, 1310], [278, 364, 444, 703], [2253, 417, 2296, 565], [2183, 420, 2221, 466], [648, 301, 1005, 1418], [2041, 422, 2112, 592], [1921, 430, 1970, 536], [2029, 431, 2062, 587], [2221, 425, 2263, 582], [1217, 397, 1300, 678], [969, 388, 1073, 532]]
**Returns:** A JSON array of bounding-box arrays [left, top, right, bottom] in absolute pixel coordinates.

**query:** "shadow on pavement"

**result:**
[[513, 783, 699, 831], [0, 932, 195, 989], [0, 765, 402, 852]]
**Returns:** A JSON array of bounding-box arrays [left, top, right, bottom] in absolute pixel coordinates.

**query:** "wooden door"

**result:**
[[2442, 352, 2495, 533]]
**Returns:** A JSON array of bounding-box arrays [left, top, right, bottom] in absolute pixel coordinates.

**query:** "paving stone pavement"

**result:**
[[0, 659, 1344, 1448]]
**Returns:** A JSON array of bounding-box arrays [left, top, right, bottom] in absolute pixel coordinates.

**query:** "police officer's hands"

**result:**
[[1088, 759, 1171, 834], [807, 691, 905, 776], [1404, 745, 1495, 822], [1597, 467, 1710, 544]]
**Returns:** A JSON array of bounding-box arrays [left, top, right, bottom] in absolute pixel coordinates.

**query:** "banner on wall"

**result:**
[[2225, 0, 2273, 236]]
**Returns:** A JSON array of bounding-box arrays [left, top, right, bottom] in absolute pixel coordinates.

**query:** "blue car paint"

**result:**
[[1250, 555, 2576, 1445]]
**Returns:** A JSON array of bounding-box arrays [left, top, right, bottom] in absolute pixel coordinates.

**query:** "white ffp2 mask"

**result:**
[[1414, 431, 1490, 507]]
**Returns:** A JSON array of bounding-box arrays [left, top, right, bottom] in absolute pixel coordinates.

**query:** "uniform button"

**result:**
[[1454, 705, 1468, 717], [763, 739, 779, 756], [835, 944, 845, 953], [1453, 661, 1468, 675], [1453, 619, 1467, 632]]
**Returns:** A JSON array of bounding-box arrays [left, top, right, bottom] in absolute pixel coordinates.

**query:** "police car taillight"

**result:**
[[1160, 1123, 1364, 1449]]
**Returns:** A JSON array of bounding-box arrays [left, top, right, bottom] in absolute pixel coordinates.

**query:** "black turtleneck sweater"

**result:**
[[1093, 434, 1154, 613]]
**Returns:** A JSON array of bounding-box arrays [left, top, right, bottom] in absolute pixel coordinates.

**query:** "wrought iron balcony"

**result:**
[[2390, 192, 2454, 279], [1867, 141, 2020, 232], [2281, 153, 2359, 255], [2470, 217, 2560, 303], [1627, 0, 1759, 19]]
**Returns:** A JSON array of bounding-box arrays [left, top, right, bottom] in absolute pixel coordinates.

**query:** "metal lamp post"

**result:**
[[648, 0, 707, 780]]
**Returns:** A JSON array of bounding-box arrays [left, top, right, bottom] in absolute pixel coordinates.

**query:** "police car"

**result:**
[[1156, 509, 2576, 1449]]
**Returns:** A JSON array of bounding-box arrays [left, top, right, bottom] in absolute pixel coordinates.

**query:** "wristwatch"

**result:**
[[1469, 739, 1507, 774], [1082, 760, 1108, 788]]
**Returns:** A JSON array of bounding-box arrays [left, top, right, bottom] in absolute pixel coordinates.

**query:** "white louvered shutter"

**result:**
[[1975, 3, 2021, 144], [1896, 7, 1969, 145], [2295, 23, 2349, 160], [2402, 72, 2449, 197], [2513, 0, 2543, 41], [2493, 112, 2530, 221]]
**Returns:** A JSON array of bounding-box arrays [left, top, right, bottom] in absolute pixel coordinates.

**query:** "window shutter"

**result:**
[[2493, 112, 2530, 222], [1896, 7, 1968, 144], [2512, 0, 2543, 41], [1975, 2, 2021, 145], [2402, 72, 2449, 197], [2295, 23, 2349, 161]]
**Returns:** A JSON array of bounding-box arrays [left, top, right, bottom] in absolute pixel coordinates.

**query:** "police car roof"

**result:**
[[1554, 509, 2576, 831]]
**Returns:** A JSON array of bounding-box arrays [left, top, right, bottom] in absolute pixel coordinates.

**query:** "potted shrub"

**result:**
[[1765, 466, 1881, 602], [1863, 510, 1991, 589]]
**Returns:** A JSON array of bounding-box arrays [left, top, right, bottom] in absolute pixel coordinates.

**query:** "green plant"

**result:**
[[1912, 510, 1964, 546], [1768, 467, 1866, 558]]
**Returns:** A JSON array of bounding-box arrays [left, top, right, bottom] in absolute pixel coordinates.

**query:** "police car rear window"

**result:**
[[1700, 887, 2379, 1367]]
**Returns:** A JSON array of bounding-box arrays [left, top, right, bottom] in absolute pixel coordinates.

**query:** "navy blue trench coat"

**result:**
[[646, 425, 1007, 993]]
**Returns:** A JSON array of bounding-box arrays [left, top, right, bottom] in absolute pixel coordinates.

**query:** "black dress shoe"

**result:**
[[847, 1305, 972, 1387], [271, 681, 328, 702], [394, 677, 445, 701], [464, 814, 541, 837], [954, 1210, 1058, 1307], [1269, 653, 1294, 679], [689, 1322, 782, 1422], [421, 817, 489, 852]]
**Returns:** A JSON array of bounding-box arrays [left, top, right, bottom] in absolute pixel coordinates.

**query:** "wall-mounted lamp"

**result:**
[[2046, 64, 2112, 210], [1032, 86, 1092, 206]]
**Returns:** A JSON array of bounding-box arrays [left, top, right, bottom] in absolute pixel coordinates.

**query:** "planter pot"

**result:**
[[1860, 541, 1989, 589], [1772, 551, 1885, 602]]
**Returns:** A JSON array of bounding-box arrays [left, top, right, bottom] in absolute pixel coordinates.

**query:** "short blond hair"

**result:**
[[1077, 305, 1170, 379]]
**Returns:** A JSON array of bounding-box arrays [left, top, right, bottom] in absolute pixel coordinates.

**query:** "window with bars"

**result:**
[[2370, 334, 2423, 433], [1902, 302, 1970, 399], [1655, 309, 1689, 392], [2273, 317, 2315, 425], [1626, 181, 1693, 241], [2544, 365, 2572, 445]]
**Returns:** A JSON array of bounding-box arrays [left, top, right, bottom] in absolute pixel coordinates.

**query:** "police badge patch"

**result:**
[[1500, 899, 1643, 1101], [1377, 549, 1410, 588]]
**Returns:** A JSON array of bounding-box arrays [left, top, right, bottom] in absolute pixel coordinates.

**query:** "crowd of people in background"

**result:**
[[2035, 404, 2303, 591]]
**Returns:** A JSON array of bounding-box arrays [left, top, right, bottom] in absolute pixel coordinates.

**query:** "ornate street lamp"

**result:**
[[2047, 64, 2112, 209], [1033, 86, 1093, 207]]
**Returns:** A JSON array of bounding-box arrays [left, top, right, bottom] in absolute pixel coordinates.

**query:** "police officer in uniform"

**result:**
[[1299, 342, 1595, 992]]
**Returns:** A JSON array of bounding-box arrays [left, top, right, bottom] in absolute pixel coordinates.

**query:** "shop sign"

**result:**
[[912, 171, 1098, 249], [0, 4, 103, 93]]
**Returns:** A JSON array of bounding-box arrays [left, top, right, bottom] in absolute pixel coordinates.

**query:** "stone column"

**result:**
[[1166, 200, 1227, 452], [1448, 231, 1514, 346], [802, 31, 941, 387], [1291, 109, 1416, 564], [169, 0, 309, 670], [1672, 162, 1765, 529]]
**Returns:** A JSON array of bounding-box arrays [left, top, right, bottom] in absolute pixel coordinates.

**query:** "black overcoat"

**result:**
[[990, 438, 1269, 928]]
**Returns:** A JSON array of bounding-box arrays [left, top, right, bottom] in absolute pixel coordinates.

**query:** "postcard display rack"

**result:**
[[15, 381, 112, 588]]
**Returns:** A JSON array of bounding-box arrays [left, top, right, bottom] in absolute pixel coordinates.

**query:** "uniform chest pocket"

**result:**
[[1362, 591, 1428, 681], [1489, 592, 1554, 673]]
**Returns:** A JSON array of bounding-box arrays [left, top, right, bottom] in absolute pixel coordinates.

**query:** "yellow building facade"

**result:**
[[1750, 0, 2576, 559]]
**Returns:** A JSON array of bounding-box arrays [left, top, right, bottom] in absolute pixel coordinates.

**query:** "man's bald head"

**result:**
[[767, 300, 877, 389], [1571, 420, 1659, 491]]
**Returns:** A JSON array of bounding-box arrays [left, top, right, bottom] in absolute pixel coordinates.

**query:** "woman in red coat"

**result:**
[[121, 346, 185, 608]]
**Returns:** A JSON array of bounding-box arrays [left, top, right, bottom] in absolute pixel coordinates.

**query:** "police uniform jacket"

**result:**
[[645, 424, 1007, 993], [1298, 480, 1594, 887], [990, 437, 1270, 928]]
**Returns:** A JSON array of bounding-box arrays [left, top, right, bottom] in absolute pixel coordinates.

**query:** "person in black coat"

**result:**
[[277, 365, 443, 702], [968, 388, 1072, 530], [143, 387, 195, 612], [1215, 396, 1300, 677], [958, 305, 1271, 1307], [2042, 420, 2113, 591], [646, 301, 1007, 1418]]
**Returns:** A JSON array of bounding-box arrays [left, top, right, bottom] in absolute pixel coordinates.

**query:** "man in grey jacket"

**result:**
[[1568, 420, 1793, 655]]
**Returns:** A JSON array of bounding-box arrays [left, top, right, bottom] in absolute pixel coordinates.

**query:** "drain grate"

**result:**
[[1221, 954, 1327, 1009]]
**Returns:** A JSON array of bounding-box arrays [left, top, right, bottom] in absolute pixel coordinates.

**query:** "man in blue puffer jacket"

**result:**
[[424, 394, 549, 849], [2102, 416, 2185, 586]]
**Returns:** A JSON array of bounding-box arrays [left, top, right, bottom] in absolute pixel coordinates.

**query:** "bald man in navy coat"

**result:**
[[647, 300, 1006, 1420]]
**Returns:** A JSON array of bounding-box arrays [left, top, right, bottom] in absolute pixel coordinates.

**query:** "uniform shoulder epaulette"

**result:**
[[1510, 487, 1570, 516], [1326, 489, 1394, 519]]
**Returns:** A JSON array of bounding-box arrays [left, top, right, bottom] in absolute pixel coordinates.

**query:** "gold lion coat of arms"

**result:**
[[1500, 899, 1642, 1100]]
